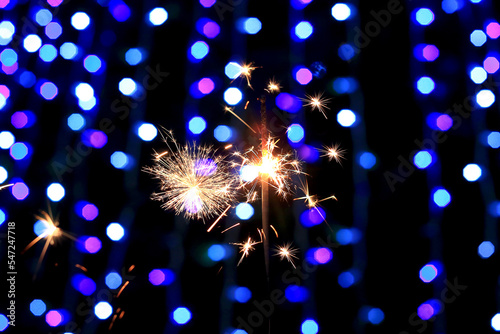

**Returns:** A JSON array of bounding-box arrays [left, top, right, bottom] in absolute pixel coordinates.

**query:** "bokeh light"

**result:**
[[301, 319, 319, 334], [190, 41, 209, 60], [110, 151, 130, 169], [208, 244, 227, 261], [12, 181, 29, 200], [105, 272, 123, 289], [235, 203, 254, 220], [149, 269, 175, 286], [415, 8, 434, 26], [463, 163, 482, 182], [30, 299, 47, 316], [478, 241, 495, 259], [358, 152, 376, 169], [285, 285, 309, 302], [470, 30, 487, 47], [487, 131, 500, 148], [137, 123, 158, 141], [106, 222, 125, 241], [432, 188, 451, 207], [413, 150, 433, 169], [287, 124, 305, 143], [214, 125, 232, 142], [294, 21, 313, 40], [331, 3, 351, 21], [337, 109, 357, 127], [300, 207, 325, 227], [173, 307, 192, 325], [94, 302, 113, 320], [294, 67, 313, 85], [470, 66, 487, 83], [224, 87, 243, 105], [419, 263, 439, 283], [476, 89, 495, 108], [148, 7, 168, 26], [416, 76, 435, 94], [188, 116, 207, 134], [71, 12, 91, 30], [47, 183, 65, 202], [71, 274, 96, 296], [67, 113, 86, 131]]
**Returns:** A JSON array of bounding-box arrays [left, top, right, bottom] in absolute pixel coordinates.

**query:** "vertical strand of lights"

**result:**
[[463, 0, 500, 328], [409, 2, 447, 332], [288, 1, 314, 329], [340, 1, 373, 332]]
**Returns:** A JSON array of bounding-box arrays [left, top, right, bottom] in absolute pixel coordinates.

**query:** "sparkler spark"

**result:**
[[302, 92, 331, 119], [265, 79, 281, 94], [145, 131, 239, 221], [234, 136, 303, 200], [234, 62, 258, 88], [22, 210, 75, 278], [232, 237, 261, 266], [274, 243, 299, 269], [320, 144, 346, 164], [0, 183, 13, 191]]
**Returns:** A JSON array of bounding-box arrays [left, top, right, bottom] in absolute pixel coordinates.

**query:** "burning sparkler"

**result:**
[[302, 92, 331, 119], [144, 131, 240, 221]]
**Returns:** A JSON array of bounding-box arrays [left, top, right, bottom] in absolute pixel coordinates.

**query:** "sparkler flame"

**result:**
[[144, 131, 239, 221], [234, 136, 303, 200]]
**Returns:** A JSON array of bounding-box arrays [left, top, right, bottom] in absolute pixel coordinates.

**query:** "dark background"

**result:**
[[0, 0, 499, 333]]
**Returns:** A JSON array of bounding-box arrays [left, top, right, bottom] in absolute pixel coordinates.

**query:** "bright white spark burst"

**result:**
[[320, 144, 346, 164], [232, 62, 258, 89], [233, 136, 303, 201], [145, 131, 239, 221], [274, 243, 299, 268], [232, 237, 261, 266], [265, 79, 281, 94], [302, 93, 331, 119]]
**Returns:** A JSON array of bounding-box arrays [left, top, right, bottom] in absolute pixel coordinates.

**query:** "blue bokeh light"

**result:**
[[471, 30, 487, 47], [416, 76, 435, 94], [331, 3, 351, 21], [275, 93, 302, 113], [285, 285, 309, 303], [172, 307, 192, 325], [287, 124, 305, 143], [235, 203, 254, 220], [487, 131, 500, 148], [105, 272, 123, 289], [60, 42, 78, 59], [137, 123, 158, 141], [190, 41, 209, 60], [294, 21, 313, 40], [208, 244, 227, 261], [30, 299, 47, 316], [188, 116, 207, 134], [478, 241, 495, 259], [463, 163, 482, 181], [238, 17, 262, 34], [358, 152, 376, 169], [300, 207, 325, 227], [125, 48, 145, 65], [415, 8, 434, 26], [301, 319, 319, 334], [67, 113, 86, 131], [432, 188, 451, 207], [71, 12, 91, 30], [23, 34, 42, 53], [413, 150, 433, 169], [214, 125, 232, 142], [110, 151, 130, 169]]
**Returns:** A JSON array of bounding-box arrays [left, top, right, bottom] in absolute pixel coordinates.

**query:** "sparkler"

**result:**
[[302, 92, 331, 119], [320, 144, 346, 164], [144, 131, 239, 221]]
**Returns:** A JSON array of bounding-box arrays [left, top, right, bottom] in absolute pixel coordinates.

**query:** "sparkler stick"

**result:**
[[260, 95, 271, 284]]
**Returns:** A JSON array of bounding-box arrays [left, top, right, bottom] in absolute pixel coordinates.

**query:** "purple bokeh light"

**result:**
[[436, 114, 453, 131], [198, 78, 214, 94]]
